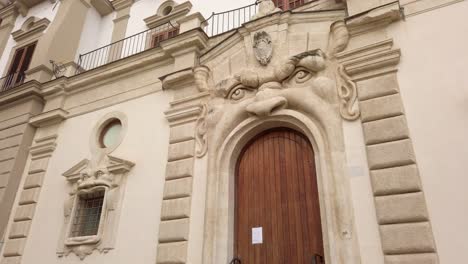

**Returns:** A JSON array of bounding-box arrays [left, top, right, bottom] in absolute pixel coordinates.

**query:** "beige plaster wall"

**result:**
[[342, 121, 385, 264], [388, 1, 468, 262], [19, 91, 172, 264]]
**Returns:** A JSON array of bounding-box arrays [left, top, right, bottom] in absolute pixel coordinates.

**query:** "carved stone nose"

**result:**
[[246, 96, 287, 116]]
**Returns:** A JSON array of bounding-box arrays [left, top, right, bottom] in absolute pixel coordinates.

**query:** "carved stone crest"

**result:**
[[253, 31, 273, 66]]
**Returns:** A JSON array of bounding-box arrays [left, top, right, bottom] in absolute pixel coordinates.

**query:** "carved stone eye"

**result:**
[[291, 68, 313, 83], [231, 89, 245, 100], [229, 87, 254, 101]]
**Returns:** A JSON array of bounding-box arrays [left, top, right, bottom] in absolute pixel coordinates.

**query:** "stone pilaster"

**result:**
[[107, 0, 133, 61], [338, 36, 439, 264], [0, 95, 66, 264], [156, 104, 201, 264], [0, 5, 19, 62], [0, 83, 43, 251], [25, 0, 91, 83]]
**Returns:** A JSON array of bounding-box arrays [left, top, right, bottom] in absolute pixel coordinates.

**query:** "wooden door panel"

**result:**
[[235, 129, 324, 264]]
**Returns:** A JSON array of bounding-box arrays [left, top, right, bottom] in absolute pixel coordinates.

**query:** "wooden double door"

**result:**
[[235, 128, 324, 264]]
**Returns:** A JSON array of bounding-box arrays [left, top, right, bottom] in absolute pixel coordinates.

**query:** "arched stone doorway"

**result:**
[[234, 128, 324, 263]]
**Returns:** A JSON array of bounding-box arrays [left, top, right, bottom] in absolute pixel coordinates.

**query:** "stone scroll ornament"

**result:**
[[195, 104, 208, 158], [328, 21, 360, 121]]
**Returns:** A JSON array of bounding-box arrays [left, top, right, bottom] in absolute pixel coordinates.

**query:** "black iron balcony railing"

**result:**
[[203, 1, 259, 37], [76, 22, 179, 74], [0, 72, 25, 93]]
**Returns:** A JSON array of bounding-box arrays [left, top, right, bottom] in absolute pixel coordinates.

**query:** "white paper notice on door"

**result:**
[[252, 227, 263, 244]]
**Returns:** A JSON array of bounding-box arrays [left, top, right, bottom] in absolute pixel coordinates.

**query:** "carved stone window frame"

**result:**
[[90, 111, 128, 155], [64, 185, 108, 247], [57, 112, 133, 260], [143, 1, 192, 29], [1, 16, 49, 77]]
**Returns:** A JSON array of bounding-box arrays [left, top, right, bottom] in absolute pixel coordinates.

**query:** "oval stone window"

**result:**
[[99, 119, 122, 148]]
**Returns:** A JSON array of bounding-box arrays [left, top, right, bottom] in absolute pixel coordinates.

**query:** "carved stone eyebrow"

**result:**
[[215, 78, 241, 98]]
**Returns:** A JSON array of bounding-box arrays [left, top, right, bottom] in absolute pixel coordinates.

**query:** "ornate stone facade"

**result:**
[[0, 0, 467, 263]]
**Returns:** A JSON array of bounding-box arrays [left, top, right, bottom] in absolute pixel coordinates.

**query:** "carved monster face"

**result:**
[[202, 50, 339, 143]]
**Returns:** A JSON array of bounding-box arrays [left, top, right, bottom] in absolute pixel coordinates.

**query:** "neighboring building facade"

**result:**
[[0, 0, 466, 263]]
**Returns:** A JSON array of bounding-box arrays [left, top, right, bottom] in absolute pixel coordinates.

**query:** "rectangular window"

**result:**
[[4, 42, 36, 88], [70, 191, 105, 237], [273, 0, 305, 10], [150, 27, 179, 48]]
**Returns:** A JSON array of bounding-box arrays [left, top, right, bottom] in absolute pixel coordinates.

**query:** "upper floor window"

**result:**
[[273, 0, 305, 10], [5, 42, 36, 88], [151, 26, 179, 48]]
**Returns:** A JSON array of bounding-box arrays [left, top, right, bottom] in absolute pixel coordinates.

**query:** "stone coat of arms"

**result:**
[[253, 31, 273, 66]]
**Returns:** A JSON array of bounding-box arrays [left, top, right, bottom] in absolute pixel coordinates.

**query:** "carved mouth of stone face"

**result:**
[[78, 179, 111, 190], [246, 96, 288, 116]]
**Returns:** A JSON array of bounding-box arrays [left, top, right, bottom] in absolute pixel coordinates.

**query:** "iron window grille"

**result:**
[[70, 190, 105, 238]]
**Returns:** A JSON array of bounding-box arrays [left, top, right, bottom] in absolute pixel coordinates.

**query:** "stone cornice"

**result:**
[[0, 3, 18, 20], [29, 108, 68, 127], [90, 0, 114, 16], [11, 17, 50, 42], [0, 81, 43, 107], [143, 1, 192, 28], [160, 67, 197, 91], [161, 28, 209, 56], [112, 0, 134, 11], [345, 1, 401, 36], [337, 39, 401, 81], [17, 0, 56, 8], [164, 104, 203, 125]]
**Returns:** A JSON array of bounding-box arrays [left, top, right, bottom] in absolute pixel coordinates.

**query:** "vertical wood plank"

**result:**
[[235, 128, 324, 264]]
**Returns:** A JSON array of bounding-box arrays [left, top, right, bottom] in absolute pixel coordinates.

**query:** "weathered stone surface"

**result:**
[[23, 172, 44, 189], [18, 188, 41, 205], [168, 140, 195, 162], [158, 218, 190, 243], [0, 124, 27, 140], [156, 241, 188, 264], [163, 177, 193, 199], [169, 123, 196, 144], [380, 222, 436, 254], [166, 158, 194, 180], [0, 135, 22, 151], [3, 238, 26, 257], [0, 187, 5, 201], [0, 173, 8, 187], [0, 256, 22, 264], [360, 93, 404, 122], [385, 253, 439, 264], [371, 165, 422, 195], [9, 220, 31, 239], [161, 197, 191, 220], [367, 139, 416, 169], [375, 192, 428, 224], [357, 73, 399, 100], [14, 204, 36, 221], [363, 115, 409, 145], [0, 159, 14, 174], [28, 158, 49, 174], [0, 146, 19, 162]]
